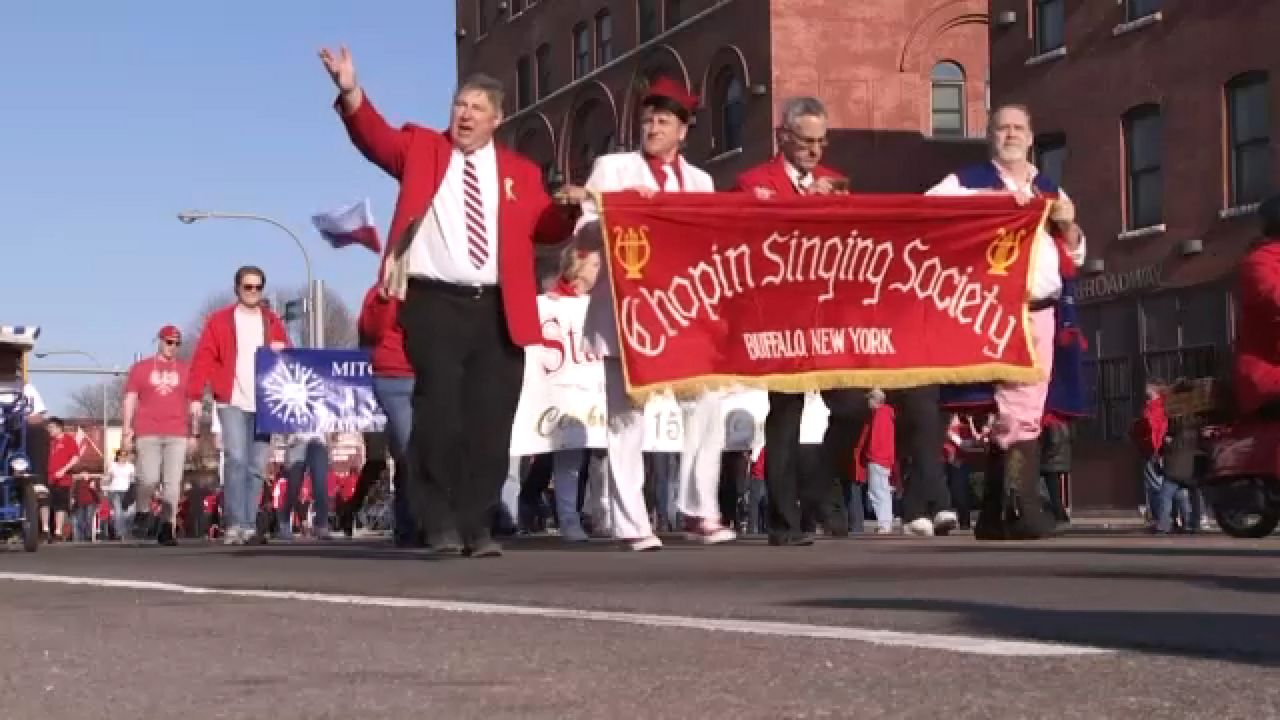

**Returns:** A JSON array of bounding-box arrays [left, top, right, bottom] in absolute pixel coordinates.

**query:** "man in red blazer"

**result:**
[[321, 46, 578, 558], [187, 265, 291, 545], [736, 96, 859, 546]]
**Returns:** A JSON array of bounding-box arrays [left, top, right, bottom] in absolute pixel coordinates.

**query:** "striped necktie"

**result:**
[[463, 154, 488, 269]]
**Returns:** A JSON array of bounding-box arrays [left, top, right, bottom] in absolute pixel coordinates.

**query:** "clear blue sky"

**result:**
[[4, 1, 457, 415]]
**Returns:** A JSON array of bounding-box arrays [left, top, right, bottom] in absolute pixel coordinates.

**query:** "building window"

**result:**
[[569, 100, 614, 183], [1123, 104, 1163, 229], [1126, 0, 1161, 21], [509, 0, 528, 17], [535, 43, 552, 99], [1034, 133, 1066, 185], [1227, 71, 1272, 207], [665, 0, 683, 28], [712, 66, 745, 153], [477, 0, 491, 36], [595, 11, 614, 65], [1033, 0, 1065, 54], [930, 61, 965, 137], [515, 55, 533, 110], [638, 0, 659, 42], [572, 22, 591, 78]]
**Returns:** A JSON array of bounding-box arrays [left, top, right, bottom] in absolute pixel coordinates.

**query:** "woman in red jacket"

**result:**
[[357, 248, 421, 546]]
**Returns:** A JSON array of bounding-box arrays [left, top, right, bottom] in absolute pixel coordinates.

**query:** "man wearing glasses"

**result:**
[[188, 266, 291, 544], [736, 97, 858, 545], [122, 324, 193, 545]]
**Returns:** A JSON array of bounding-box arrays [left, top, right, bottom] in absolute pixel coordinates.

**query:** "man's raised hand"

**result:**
[[319, 46, 358, 94]]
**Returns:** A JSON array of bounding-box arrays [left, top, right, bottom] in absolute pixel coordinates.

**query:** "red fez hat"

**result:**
[[157, 325, 182, 342], [643, 76, 699, 116]]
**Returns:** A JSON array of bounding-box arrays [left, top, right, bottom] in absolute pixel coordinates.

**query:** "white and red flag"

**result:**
[[311, 198, 381, 254]]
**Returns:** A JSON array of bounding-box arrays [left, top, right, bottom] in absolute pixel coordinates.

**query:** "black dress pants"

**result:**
[[398, 279, 525, 547], [889, 385, 951, 523], [764, 389, 862, 539]]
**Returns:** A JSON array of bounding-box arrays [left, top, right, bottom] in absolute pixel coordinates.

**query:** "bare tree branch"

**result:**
[[65, 375, 127, 423]]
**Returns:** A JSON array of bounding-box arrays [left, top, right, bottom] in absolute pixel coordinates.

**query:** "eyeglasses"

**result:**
[[240, 283, 263, 292], [783, 128, 829, 148]]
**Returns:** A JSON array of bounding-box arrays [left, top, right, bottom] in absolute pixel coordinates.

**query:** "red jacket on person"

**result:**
[[852, 404, 897, 484], [1235, 239, 1280, 415], [358, 286, 412, 378], [735, 154, 846, 196], [337, 93, 575, 348], [1131, 396, 1168, 459], [187, 304, 291, 403]]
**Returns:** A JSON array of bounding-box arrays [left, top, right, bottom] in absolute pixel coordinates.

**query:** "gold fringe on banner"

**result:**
[[622, 363, 1047, 403], [594, 190, 1055, 403]]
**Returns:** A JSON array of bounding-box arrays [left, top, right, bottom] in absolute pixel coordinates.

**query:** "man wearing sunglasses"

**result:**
[[188, 266, 290, 545], [122, 324, 192, 545]]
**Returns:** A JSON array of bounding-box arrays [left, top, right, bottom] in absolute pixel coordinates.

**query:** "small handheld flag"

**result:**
[[312, 198, 381, 254]]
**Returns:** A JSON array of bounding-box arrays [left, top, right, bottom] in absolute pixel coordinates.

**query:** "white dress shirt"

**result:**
[[927, 164, 1086, 302], [782, 160, 813, 192], [407, 141, 501, 286]]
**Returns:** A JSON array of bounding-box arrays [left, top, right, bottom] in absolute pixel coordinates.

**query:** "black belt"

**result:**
[[1028, 297, 1058, 312], [408, 276, 499, 299]]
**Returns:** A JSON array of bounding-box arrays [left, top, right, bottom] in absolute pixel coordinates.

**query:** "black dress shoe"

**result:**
[[157, 522, 178, 547], [768, 533, 815, 547]]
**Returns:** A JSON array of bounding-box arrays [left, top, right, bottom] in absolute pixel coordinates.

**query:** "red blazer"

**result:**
[[358, 286, 412, 378], [1235, 239, 1280, 414], [338, 93, 575, 348], [187, 304, 290, 403], [735, 154, 845, 196]]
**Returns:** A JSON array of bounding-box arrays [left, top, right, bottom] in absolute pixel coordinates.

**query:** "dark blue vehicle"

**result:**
[[0, 325, 42, 552]]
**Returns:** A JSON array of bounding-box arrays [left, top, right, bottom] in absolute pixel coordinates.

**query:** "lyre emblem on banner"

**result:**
[[613, 224, 652, 279], [985, 227, 1026, 276]]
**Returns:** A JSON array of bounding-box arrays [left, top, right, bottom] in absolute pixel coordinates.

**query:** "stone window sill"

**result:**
[[1219, 202, 1261, 220], [1112, 12, 1162, 37], [1026, 46, 1067, 67], [1117, 224, 1167, 241]]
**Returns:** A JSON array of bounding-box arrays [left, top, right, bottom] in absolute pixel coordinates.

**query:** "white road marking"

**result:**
[[0, 571, 1111, 657]]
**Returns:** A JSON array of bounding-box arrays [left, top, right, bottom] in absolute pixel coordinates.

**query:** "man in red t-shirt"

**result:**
[[122, 325, 192, 546], [44, 417, 81, 542]]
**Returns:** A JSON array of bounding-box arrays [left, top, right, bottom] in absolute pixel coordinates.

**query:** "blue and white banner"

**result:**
[[254, 348, 386, 434]]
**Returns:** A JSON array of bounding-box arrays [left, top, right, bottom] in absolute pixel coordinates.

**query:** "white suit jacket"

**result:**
[[576, 152, 714, 357]]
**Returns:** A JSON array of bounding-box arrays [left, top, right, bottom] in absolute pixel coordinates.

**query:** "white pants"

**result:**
[[677, 391, 726, 522], [867, 462, 894, 532], [603, 359, 653, 540]]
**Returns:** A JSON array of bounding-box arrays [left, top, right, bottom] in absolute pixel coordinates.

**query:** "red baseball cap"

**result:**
[[158, 325, 182, 342]]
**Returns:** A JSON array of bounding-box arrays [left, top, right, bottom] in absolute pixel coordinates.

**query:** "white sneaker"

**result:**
[[626, 536, 663, 552], [933, 511, 959, 536], [904, 518, 935, 536]]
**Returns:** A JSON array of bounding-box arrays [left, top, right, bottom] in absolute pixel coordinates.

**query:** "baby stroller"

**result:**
[[0, 325, 44, 552]]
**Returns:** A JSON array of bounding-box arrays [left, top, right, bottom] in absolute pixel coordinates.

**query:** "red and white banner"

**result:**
[[596, 193, 1050, 397]]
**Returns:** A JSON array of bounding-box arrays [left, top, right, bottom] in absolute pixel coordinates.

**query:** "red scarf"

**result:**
[[644, 153, 684, 191]]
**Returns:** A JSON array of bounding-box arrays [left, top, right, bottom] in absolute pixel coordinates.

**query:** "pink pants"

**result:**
[[993, 307, 1056, 450]]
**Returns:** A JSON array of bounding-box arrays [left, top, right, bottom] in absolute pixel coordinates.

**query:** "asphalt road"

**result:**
[[2, 530, 1279, 720]]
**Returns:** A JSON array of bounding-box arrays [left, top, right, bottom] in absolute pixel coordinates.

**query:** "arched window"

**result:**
[[516, 128, 556, 191], [712, 66, 745, 153], [569, 100, 615, 183], [931, 61, 965, 137]]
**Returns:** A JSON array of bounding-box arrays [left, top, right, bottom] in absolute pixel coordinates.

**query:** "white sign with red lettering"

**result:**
[[509, 295, 608, 455]]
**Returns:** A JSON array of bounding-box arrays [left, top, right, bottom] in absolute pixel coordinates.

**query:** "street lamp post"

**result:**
[[177, 210, 318, 346], [34, 350, 113, 456]]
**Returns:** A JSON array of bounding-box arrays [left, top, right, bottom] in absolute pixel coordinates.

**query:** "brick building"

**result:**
[[990, 0, 1278, 508], [455, 0, 990, 197]]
